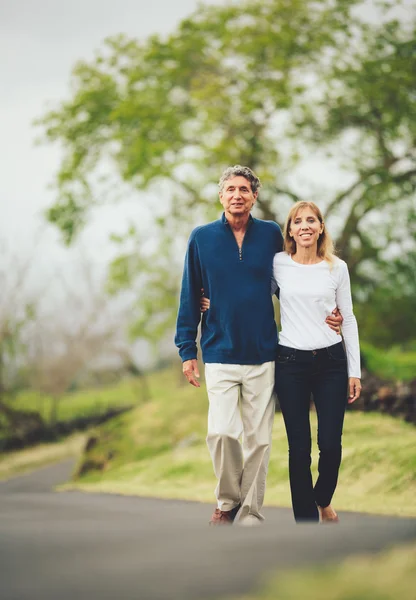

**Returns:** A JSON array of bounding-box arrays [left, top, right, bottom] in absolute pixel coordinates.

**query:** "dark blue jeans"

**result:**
[[275, 342, 348, 522]]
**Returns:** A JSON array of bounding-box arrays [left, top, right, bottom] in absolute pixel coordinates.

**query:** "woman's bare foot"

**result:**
[[318, 505, 339, 523]]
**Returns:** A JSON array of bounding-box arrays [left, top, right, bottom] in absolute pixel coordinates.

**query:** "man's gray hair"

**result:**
[[218, 165, 262, 194]]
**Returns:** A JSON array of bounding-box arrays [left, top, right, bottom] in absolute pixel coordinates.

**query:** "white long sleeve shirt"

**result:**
[[272, 252, 361, 378]]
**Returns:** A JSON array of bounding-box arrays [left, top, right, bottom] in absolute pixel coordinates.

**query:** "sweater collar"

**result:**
[[221, 213, 254, 227]]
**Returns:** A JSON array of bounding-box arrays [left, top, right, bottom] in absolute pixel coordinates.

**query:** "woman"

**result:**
[[272, 201, 361, 523], [201, 201, 361, 523]]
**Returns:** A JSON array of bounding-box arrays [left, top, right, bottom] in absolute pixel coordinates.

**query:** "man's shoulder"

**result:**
[[253, 219, 283, 244], [253, 219, 283, 252], [253, 218, 281, 232], [189, 219, 222, 241]]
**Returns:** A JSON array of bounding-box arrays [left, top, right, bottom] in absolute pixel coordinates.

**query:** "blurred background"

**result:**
[[1, 2, 416, 596], [0, 0, 415, 509]]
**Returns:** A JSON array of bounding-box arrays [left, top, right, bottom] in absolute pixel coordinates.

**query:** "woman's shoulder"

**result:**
[[273, 251, 290, 264], [328, 256, 350, 279], [330, 256, 348, 269]]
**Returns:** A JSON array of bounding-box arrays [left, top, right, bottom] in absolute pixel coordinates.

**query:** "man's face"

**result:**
[[219, 176, 257, 217]]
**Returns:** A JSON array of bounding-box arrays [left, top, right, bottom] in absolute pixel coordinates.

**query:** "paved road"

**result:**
[[1, 461, 415, 600]]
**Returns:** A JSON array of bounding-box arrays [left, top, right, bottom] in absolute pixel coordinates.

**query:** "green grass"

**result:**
[[61, 366, 416, 517], [361, 342, 416, 382], [9, 377, 145, 424], [222, 542, 416, 600], [0, 377, 148, 474]]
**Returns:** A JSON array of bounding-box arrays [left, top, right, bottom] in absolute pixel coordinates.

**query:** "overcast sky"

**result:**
[[0, 0, 226, 280]]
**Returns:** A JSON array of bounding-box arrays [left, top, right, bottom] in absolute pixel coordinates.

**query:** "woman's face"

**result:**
[[289, 207, 323, 250]]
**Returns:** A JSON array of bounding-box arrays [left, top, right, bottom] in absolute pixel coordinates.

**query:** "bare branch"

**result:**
[[324, 155, 413, 220], [256, 195, 278, 221], [335, 165, 416, 268], [274, 187, 304, 204], [325, 172, 376, 219], [369, 102, 396, 169], [170, 176, 201, 204]]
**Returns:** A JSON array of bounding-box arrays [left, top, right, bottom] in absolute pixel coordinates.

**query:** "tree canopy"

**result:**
[[38, 0, 416, 347]]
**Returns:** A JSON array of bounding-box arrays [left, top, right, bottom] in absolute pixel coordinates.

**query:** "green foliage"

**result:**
[[0, 301, 37, 397], [11, 378, 139, 425], [361, 342, 416, 381], [37, 0, 416, 346], [46, 195, 88, 246], [355, 250, 416, 348]]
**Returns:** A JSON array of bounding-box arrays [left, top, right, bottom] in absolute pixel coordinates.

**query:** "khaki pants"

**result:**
[[205, 362, 275, 522]]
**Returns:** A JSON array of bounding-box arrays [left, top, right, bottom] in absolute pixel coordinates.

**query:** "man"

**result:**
[[175, 165, 340, 526]]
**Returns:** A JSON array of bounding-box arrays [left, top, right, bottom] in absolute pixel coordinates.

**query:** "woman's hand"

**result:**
[[200, 288, 210, 312], [348, 378, 362, 404]]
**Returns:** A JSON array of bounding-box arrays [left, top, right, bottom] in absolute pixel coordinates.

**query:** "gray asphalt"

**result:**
[[1, 461, 415, 600]]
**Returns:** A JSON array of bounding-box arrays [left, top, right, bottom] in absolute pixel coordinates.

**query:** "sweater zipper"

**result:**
[[225, 217, 252, 261]]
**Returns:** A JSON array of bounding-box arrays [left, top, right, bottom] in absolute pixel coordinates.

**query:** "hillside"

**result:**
[[62, 368, 416, 517]]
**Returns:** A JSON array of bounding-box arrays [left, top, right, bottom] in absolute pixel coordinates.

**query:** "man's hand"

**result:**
[[326, 307, 343, 334], [183, 359, 201, 387], [348, 377, 362, 404]]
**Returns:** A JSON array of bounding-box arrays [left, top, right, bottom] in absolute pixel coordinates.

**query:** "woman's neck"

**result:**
[[291, 245, 321, 264]]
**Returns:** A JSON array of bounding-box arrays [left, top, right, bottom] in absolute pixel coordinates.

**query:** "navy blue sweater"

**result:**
[[175, 214, 283, 364]]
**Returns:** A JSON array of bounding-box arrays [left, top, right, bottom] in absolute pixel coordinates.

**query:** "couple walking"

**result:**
[[175, 165, 361, 525]]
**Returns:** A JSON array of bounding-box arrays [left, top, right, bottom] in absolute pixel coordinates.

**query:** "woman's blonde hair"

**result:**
[[283, 201, 336, 265]]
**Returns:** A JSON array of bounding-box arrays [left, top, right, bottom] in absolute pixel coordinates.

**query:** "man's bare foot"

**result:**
[[318, 505, 339, 523]]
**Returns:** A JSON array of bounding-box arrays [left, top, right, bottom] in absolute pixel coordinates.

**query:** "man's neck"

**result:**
[[225, 211, 251, 232]]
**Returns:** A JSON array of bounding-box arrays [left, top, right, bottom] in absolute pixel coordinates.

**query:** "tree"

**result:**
[[37, 0, 416, 347], [0, 242, 45, 444], [27, 261, 130, 424], [355, 251, 416, 347], [0, 241, 37, 400]]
